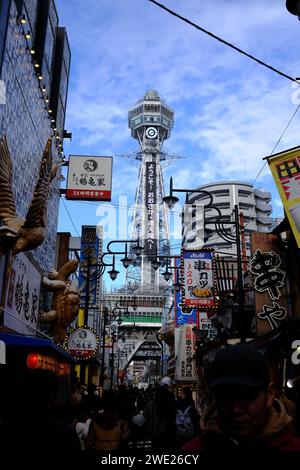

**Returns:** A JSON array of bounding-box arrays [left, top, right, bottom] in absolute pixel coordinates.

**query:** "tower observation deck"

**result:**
[[127, 90, 174, 289]]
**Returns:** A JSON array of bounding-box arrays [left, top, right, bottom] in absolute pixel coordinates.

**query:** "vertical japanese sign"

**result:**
[[182, 249, 216, 308], [268, 148, 300, 247], [4, 253, 41, 335], [175, 325, 196, 383], [196, 311, 218, 339], [250, 233, 289, 335], [78, 226, 100, 307], [145, 161, 157, 258], [66, 155, 113, 201], [174, 257, 197, 326]]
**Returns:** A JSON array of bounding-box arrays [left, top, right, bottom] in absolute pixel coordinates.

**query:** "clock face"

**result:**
[[145, 127, 158, 139]]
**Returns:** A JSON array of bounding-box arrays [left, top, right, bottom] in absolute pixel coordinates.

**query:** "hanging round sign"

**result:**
[[66, 327, 99, 360]]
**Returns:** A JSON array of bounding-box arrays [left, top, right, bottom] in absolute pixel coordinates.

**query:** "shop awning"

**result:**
[[0, 332, 77, 363]]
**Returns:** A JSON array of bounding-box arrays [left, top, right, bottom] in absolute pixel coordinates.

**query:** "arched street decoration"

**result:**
[[65, 326, 99, 361]]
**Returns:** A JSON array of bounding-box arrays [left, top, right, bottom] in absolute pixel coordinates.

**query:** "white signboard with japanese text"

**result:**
[[4, 253, 41, 335], [66, 155, 113, 201]]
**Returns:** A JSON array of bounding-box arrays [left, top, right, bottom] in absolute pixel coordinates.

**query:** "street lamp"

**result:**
[[163, 177, 246, 342], [150, 252, 182, 291], [163, 177, 214, 210], [107, 255, 119, 281], [106, 238, 144, 258], [286, 0, 300, 18]]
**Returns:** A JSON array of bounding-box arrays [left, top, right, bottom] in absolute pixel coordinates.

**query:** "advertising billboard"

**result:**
[[181, 249, 216, 308], [268, 147, 300, 248]]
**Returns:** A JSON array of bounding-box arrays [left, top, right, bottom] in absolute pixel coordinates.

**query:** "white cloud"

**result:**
[[56, 0, 300, 231]]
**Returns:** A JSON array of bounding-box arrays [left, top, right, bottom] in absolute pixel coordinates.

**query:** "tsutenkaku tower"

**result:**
[[127, 90, 174, 289]]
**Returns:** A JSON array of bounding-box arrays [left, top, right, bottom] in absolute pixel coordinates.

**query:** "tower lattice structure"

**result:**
[[126, 90, 174, 290]]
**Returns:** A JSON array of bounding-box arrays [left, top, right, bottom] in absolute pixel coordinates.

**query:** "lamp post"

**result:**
[[79, 240, 139, 388], [100, 306, 108, 388], [163, 178, 246, 342], [110, 326, 117, 389]]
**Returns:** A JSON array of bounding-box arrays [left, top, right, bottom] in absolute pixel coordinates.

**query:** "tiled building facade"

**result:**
[[0, 0, 70, 273]]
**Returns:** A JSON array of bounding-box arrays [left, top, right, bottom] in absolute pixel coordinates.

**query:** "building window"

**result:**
[[239, 202, 253, 210], [213, 189, 230, 197], [238, 189, 252, 197], [217, 202, 230, 209]]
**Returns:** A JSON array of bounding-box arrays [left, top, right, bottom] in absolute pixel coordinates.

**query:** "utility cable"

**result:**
[[252, 102, 300, 184], [149, 0, 298, 84], [61, 198, 80, 236]]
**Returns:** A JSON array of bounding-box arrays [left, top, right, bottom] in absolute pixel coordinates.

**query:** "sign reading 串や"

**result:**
[[66, 155, 113, 201], [182, 249, 216, 308], [145, 161, 157, 258], [250, 233, 288, 335], [67, 327, 99, 360], [4, 253, 41, 335]]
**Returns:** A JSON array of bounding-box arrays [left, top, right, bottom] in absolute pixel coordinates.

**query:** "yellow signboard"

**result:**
[[268, 147, 300, 248]]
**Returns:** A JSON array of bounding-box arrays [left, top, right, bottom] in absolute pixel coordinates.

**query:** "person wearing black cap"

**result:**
[[182, 344, 300, 450]]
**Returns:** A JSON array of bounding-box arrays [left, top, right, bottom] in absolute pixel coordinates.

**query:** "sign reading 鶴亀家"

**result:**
[[66, 155, 113, 201], [4, 253, 41, 335], [181, 249, 216, 308], [66, 327, 99, 360]]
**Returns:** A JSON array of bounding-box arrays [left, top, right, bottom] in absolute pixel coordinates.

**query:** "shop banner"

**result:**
[[268, 148, 300, 247], [174, 257, 197, 327], [181, 249, 216, 308], [78, 226, 101, 308], [4, 253, 41, 335], [175, 325, 196, 383], [250, 233, 289, 335]]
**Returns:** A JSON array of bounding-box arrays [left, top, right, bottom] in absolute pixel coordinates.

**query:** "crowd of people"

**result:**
[[1, 344, 300, 452]]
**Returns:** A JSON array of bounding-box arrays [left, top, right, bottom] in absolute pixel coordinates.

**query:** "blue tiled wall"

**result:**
[[0, 0, 62, 274]]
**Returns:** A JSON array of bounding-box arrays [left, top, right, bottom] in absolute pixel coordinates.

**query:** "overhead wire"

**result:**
[[61, 198, 80, 236], [252, 102, 300, 185]]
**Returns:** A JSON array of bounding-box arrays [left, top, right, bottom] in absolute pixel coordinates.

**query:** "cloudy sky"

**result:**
[[56, 0, 300, 250]]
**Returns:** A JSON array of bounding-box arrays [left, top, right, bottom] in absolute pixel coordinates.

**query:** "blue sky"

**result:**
[[56, 0, 300, 268]]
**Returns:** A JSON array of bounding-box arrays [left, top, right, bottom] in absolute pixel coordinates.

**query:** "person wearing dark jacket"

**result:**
[[183, 344, 300, 451], [85, 392, 130, 451]]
